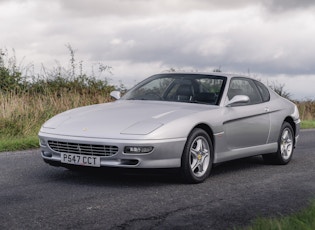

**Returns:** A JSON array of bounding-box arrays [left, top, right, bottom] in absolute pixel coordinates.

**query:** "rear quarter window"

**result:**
[[255, 80, 270, 102]]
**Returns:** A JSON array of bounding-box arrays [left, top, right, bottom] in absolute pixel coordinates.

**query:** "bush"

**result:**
[[0, 46, 115, 141], [0, 49, 23, 93]]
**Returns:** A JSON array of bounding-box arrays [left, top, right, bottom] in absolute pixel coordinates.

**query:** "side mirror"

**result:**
[[226, 95, 249, 107], [110, 91, 121, 100]]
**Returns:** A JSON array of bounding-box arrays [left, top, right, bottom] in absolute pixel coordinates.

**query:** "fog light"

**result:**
[[42, 151, 52, 157], [124, 146, 154, 154]]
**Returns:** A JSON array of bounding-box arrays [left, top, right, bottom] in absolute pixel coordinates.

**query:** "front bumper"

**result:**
[[39, 132, 186, 169]]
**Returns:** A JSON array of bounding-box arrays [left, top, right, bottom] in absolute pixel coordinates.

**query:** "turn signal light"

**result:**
[[124, 146, 154, 154]]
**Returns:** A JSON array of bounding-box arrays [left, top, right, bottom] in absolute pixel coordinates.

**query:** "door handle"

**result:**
[[264, 107, 270, 112]]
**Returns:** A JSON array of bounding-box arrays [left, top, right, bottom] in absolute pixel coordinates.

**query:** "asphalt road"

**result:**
[[1, 130, 314, 230]]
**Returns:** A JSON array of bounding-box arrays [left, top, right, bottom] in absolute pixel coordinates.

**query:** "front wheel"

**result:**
[[181, 128, 213, 183], [263, 122, 294, 165]]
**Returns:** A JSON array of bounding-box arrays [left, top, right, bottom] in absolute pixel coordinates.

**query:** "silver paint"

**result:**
[[39, 73, 300, 169]]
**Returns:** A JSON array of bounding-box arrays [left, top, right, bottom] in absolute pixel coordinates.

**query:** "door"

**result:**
[[223, 78, 271, 149]]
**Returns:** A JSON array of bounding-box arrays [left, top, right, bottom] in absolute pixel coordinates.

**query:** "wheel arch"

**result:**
[[192, 123, 215, 152], [284, 116, 296, 146]]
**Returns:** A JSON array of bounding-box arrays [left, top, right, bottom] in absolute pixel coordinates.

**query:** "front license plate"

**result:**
[[61, 153, 101, 167]]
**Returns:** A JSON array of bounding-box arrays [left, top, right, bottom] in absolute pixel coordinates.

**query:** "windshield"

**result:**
[[122, 74, 227, 105]]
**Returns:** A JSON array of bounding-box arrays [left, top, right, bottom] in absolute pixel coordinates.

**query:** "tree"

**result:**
[[268, 81, 292, 100]]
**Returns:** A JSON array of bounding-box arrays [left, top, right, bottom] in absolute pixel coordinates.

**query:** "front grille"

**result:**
[[48, 141, 118, 157]]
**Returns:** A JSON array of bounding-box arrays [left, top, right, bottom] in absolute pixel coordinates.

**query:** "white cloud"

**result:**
[[261, 74, 315, 100], [57, 0, 255, 17], [1, 0, 315, 100]]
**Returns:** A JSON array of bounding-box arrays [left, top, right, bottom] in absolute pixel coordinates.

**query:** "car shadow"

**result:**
[[47, 166, 182, 186], [45, 155, 269, 187], [211, 155, 266, 176]]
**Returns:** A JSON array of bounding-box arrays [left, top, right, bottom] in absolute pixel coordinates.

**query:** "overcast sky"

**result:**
[[1, 0, 315, 100]]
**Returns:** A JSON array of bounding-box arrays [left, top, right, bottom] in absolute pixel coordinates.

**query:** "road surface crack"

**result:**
[[110, 204, 201, 230]]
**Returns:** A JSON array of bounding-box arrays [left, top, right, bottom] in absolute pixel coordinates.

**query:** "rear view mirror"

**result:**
[[110, 91, 121, 100], [226, 95, 249, 107]]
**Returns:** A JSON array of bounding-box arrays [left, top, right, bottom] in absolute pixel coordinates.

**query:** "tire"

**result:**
[[263, 122, 294, 165], [181, 128, 213, 183]]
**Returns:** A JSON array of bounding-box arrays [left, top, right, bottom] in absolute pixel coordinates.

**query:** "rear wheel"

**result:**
[[263, 122, 294, 165], [181, 128, 213, 183]]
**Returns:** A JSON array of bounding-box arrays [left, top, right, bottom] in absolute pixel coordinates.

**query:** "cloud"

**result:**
[[57, 0, 254, 17], [262, 0, 315, 12], [1, 0, 315, 100], [72, 6, 315, 76], [49, 0, 315, 19], [2, 0, 315, 16], [2, 0, 314, 74]]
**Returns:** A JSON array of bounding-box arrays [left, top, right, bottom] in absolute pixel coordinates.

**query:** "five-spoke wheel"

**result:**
[[280, 126, 294, 161], [181, 128, 213, 183], [263, 122, 295, 164]]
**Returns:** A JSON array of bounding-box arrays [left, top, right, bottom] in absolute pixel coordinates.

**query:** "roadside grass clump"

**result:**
[[296, 100, 315, 129], [296, 99, 315, 121], [296, 99, 315, 129], [242, 200, 315, 230]]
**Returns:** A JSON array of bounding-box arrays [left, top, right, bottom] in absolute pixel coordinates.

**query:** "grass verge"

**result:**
[[242, 200, 315, 230], [0, 136, 39, 152], [0, 120, 314, 152], [301, 120, 315, 129]]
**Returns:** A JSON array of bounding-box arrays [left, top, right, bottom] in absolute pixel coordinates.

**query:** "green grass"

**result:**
[[0, 135, 39, 152], [301, 120, 315, 129], [0, 120, 314, 152], [242, 200, 315, 230]]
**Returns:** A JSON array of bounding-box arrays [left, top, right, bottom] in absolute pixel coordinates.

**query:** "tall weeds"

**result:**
[[296, 100, 315, 121], [0, 90, 114, 138], [0, 47, 115, 139]]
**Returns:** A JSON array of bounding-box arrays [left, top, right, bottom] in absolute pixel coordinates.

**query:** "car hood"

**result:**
[[40, 100, 217, 139]]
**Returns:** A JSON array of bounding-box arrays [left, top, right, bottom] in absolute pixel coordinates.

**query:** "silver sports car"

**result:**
[[39, 73, 300, 183]]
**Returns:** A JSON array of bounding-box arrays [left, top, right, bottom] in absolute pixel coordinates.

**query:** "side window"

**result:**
[[228, 78, 263, 105], [254, 80, 270, 102]]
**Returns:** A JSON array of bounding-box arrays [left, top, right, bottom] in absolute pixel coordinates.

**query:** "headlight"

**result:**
[[124, 146, 154, 154], [39, 138, 47, 147]]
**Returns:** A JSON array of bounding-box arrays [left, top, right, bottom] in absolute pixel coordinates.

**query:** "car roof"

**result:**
[[157, 72, 251, 80]]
